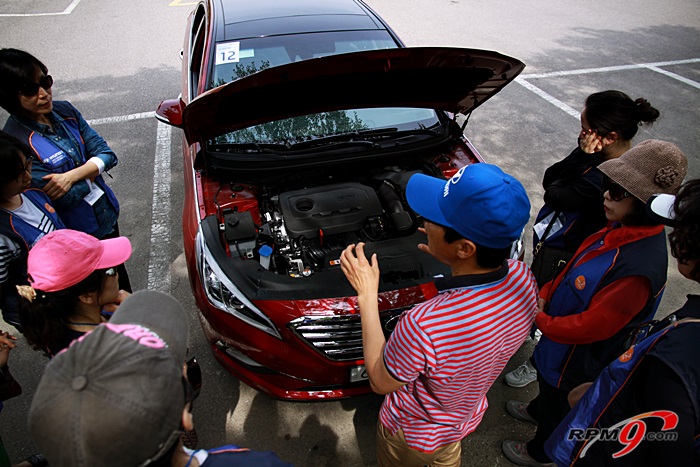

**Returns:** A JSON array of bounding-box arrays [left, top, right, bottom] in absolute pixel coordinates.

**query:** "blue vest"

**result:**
[[0, 190, 65, 326], [545, 312, 700, 465], [534, 227, 667, 390], [3, 102, 119, 235]]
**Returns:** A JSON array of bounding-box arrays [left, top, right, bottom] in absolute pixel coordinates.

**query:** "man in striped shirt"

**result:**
[[340, 163, 539, 466]]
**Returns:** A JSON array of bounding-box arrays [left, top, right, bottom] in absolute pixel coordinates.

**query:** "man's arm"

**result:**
[[340, 243, 405, 395]]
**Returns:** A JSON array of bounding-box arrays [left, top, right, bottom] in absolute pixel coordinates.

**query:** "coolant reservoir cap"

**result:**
[[259, 245, 273, 257]]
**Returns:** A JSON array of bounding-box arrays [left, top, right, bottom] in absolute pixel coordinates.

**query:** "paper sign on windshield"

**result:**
[[215, 42, 240, 64]]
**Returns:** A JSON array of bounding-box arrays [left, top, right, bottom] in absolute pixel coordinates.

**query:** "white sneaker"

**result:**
[[505, 360, 537, 388]]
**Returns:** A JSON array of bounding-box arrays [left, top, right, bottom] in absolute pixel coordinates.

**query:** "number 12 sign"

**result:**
[[215, 42, 240, 65]]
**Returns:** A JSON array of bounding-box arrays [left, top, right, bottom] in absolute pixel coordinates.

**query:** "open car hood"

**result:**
[[181, 47, 525, 143]]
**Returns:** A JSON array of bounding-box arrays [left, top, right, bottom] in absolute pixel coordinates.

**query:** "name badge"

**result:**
[[83, 180, 105, 206]]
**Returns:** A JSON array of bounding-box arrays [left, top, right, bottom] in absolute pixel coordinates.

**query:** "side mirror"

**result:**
[[155, 98, 186, 128]]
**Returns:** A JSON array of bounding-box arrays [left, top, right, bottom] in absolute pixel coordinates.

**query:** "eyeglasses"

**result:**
[[22, 155, 34, 173], [603, 179, 631, 202], [104, 268, 117, 277], [18, 74, 53, 97]]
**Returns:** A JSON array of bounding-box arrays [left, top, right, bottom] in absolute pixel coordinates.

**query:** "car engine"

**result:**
[[221, 169, 423, 277]]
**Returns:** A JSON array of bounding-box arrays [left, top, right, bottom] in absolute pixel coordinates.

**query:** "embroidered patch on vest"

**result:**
[[575, 275, 586, 290], [618, 346, 634, 362]]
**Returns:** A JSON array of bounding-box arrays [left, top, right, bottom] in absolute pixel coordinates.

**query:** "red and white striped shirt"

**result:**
[[380, 259, 538, 452]]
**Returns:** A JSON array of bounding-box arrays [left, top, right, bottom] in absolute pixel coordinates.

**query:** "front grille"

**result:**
[[288, 307, 408, 361]]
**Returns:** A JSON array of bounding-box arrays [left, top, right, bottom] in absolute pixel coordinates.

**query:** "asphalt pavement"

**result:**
[[1, 0, 699, 465]]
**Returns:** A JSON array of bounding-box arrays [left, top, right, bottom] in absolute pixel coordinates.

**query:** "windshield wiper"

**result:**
[[286, 127, 440, 150], [208, 127, 442, 154]]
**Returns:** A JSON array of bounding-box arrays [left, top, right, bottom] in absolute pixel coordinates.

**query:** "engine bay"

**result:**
[[217, 166, 432, 278]]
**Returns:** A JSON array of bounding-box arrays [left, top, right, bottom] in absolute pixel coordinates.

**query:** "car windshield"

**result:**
[[212, 30, 397, 86], [210, 31, 442, 148], [211, 107, 441, 146]]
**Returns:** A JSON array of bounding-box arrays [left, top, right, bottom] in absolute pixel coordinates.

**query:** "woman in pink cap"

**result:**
[[16, 229, 132, 357]]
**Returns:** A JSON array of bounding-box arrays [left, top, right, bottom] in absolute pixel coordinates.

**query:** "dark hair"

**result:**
[[620, 197, 657, 226], [0, 48, 48, 115], [19, 269, 109, 354], [0, 130, 33, 192], [584, 90, 660, 141], [669, 179, 700, 281], [443, 226, 510, 269]]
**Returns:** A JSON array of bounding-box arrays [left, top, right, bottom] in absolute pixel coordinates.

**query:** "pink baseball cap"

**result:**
[[27, 230, 132, 292]]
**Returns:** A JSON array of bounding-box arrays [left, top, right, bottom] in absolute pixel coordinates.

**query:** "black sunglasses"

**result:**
[[603, 178, 631, 202], [18, 74, 53, 97]]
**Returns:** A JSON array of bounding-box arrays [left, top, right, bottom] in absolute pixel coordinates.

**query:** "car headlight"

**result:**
[[195, 229, 281, 339]]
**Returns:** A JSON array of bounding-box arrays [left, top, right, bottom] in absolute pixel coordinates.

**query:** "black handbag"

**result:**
[[530, 211, 575, 288]]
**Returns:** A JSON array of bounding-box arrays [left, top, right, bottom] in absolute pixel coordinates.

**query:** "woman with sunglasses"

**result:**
[[502, 140, 687, 466], [505, 91, 660, 389], [545, 179, 700, 466], [0, 48, 130, 292], [0, 131, 66, 331], [16, 229, 132, 358]]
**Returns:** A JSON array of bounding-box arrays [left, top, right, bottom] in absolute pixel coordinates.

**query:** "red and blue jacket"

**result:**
[[534, 223, 667, 391]]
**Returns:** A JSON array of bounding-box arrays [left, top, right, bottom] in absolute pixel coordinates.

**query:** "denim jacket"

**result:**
[[4, 101, 119, 238]]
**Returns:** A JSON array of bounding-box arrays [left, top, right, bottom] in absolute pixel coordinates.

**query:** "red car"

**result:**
[[156, 0, 525, 400]]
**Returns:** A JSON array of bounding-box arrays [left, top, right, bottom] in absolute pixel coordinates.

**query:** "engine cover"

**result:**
[[279, 183, 383, 238]]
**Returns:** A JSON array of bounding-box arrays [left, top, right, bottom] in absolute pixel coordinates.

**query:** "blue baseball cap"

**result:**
[[406, 163, 531, 248]]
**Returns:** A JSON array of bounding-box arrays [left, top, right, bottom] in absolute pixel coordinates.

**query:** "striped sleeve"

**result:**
[[384, 307, 436, 383], [0, 235, 21, 284]]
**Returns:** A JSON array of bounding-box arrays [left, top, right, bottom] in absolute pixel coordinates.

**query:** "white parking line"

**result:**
[[518, 58, 700, 79], [88, 111, 172, 291], [0, 0, 81, 17], [517, 57, 700, 119], [515, 78, 580, 119], [86, 111, 155, 126], [644, 65, 700, 90], [148, 122, 173, 292]]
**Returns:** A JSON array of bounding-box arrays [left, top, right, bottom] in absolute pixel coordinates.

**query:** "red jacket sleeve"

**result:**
[[535, 275, 651, 344]]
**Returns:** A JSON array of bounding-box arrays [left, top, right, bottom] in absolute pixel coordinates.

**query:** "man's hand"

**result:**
[[340, 243, 404, 394], [537, 298, 548, 313], [340, 243, 380, 298]]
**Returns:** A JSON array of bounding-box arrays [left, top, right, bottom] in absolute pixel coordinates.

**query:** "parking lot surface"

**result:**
[[1, 0, 699, 465]]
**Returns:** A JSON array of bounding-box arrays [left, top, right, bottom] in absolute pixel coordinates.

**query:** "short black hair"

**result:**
[[0, 130, 33, 191], [669, 179, 700, 281], [443, 225, 510, 269], [0, 48, 49, 115]]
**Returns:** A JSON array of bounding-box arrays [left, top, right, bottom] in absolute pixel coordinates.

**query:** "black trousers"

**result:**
[[526, 375, 571, 463]]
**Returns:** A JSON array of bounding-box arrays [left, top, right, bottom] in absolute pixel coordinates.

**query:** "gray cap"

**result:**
[[28, 290, 190, 467]]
